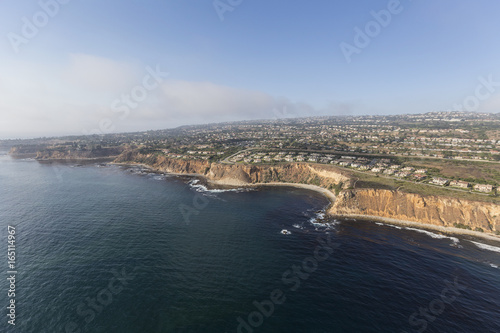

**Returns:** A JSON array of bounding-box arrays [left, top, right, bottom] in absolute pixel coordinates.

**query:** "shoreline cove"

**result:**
[[112, 161, 500, 244], [4, 145, 500, 333]]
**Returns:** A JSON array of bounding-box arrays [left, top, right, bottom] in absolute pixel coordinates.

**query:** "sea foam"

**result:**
[[308, 211, 338, 231], [403, 227, 460, 246], [470, 241, 500, 253], [375, 222, 402, 230], [188, 179, 250, 193]]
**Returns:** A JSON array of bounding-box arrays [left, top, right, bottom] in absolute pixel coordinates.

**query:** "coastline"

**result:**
[[333, 213, 500, 243], [112, 161, 337, 202], [112, 161, 500, 243], [37, 156, 118, 162], [208, 179, 337, 203]]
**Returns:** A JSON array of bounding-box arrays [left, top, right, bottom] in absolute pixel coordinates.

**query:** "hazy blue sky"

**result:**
[[1, 0, 500, 138]]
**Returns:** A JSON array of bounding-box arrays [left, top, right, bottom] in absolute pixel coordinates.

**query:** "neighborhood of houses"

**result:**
[[227, 150, 497, 194]]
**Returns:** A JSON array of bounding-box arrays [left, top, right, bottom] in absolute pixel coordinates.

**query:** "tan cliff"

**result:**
[[330, 189, 500, 234], [114, 150, 352, 189], [116, 150, 212, 175], [14, 146, 125, 160], [38, 148, 495, 236], [114, 150, 500, 235]]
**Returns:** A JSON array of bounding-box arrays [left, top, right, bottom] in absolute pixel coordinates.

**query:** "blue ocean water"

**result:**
[[0, 152, 499, 333]]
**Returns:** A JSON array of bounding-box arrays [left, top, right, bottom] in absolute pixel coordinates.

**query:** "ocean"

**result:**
[[1, 152, 499, 333]]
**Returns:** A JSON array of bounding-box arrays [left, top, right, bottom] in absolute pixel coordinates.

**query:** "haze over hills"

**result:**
[[6, 110, 500, 209], [2, 110, 499, 141]]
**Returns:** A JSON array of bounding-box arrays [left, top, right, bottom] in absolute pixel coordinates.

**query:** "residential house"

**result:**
[[474, 184, 494, 193], [450, 180, 470, 188], [431, 177, 449, 186], [413, 173, 427, 181]]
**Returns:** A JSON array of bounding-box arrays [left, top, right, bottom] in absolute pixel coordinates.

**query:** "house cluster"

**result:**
[[431, 178, 495, 193], [333, 157, 431, 182], [228, 150, 497, 194], [165, 150, 224, 160], [231, 151, 430, 180], [230, 151, 338, 164], [164, 111, 499, 162]]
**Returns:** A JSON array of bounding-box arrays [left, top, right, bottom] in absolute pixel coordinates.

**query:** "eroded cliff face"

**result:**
[[330, 189, 500, 233], [115, 150, 211, 175], [34, 147, 124, 160], [9, 146, 46, 158], [114, 150, 352, 189], [115, 150, 500, 234], [207, 163, 352, 188]]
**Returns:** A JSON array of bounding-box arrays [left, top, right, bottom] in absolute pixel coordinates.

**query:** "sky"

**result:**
[[0, 0, 500, 139]]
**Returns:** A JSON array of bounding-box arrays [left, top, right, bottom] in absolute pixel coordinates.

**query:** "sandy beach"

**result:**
[[208, 179, 337, 202], [112, 161, 500, 243], [113, 162, 336, 203]]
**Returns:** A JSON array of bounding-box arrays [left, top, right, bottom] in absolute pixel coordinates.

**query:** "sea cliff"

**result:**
[[9, 146, 124, 160], [330, 189, 500, 234], [11, 146, 499, 236], [114, 150, 352, 189], [114, 149, 500, 235]]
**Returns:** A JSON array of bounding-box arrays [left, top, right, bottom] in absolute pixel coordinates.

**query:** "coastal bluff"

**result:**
[[331, 189, 500, 234], [114, 149, 500, 235], [114, 149, 352, 189], [9, 146, 124, 160], [11, 145, 498, 236]]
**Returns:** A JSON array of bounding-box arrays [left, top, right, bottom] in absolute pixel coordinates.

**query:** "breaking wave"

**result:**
[[470, 241, 500, 253], [188, 179, 251, 193], [308, 210, 338, 231], [402, 227, 460, 246], [375, 222, 402, 230]]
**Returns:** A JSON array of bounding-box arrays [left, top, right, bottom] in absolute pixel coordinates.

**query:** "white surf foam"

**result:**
[[404, 227, 460, 245], [375, 222, 402, 230], [188, 179, 251, 193], [309, 211, 338, 231], [470, 241, 500, 253], [309, 211, 326, 224]]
